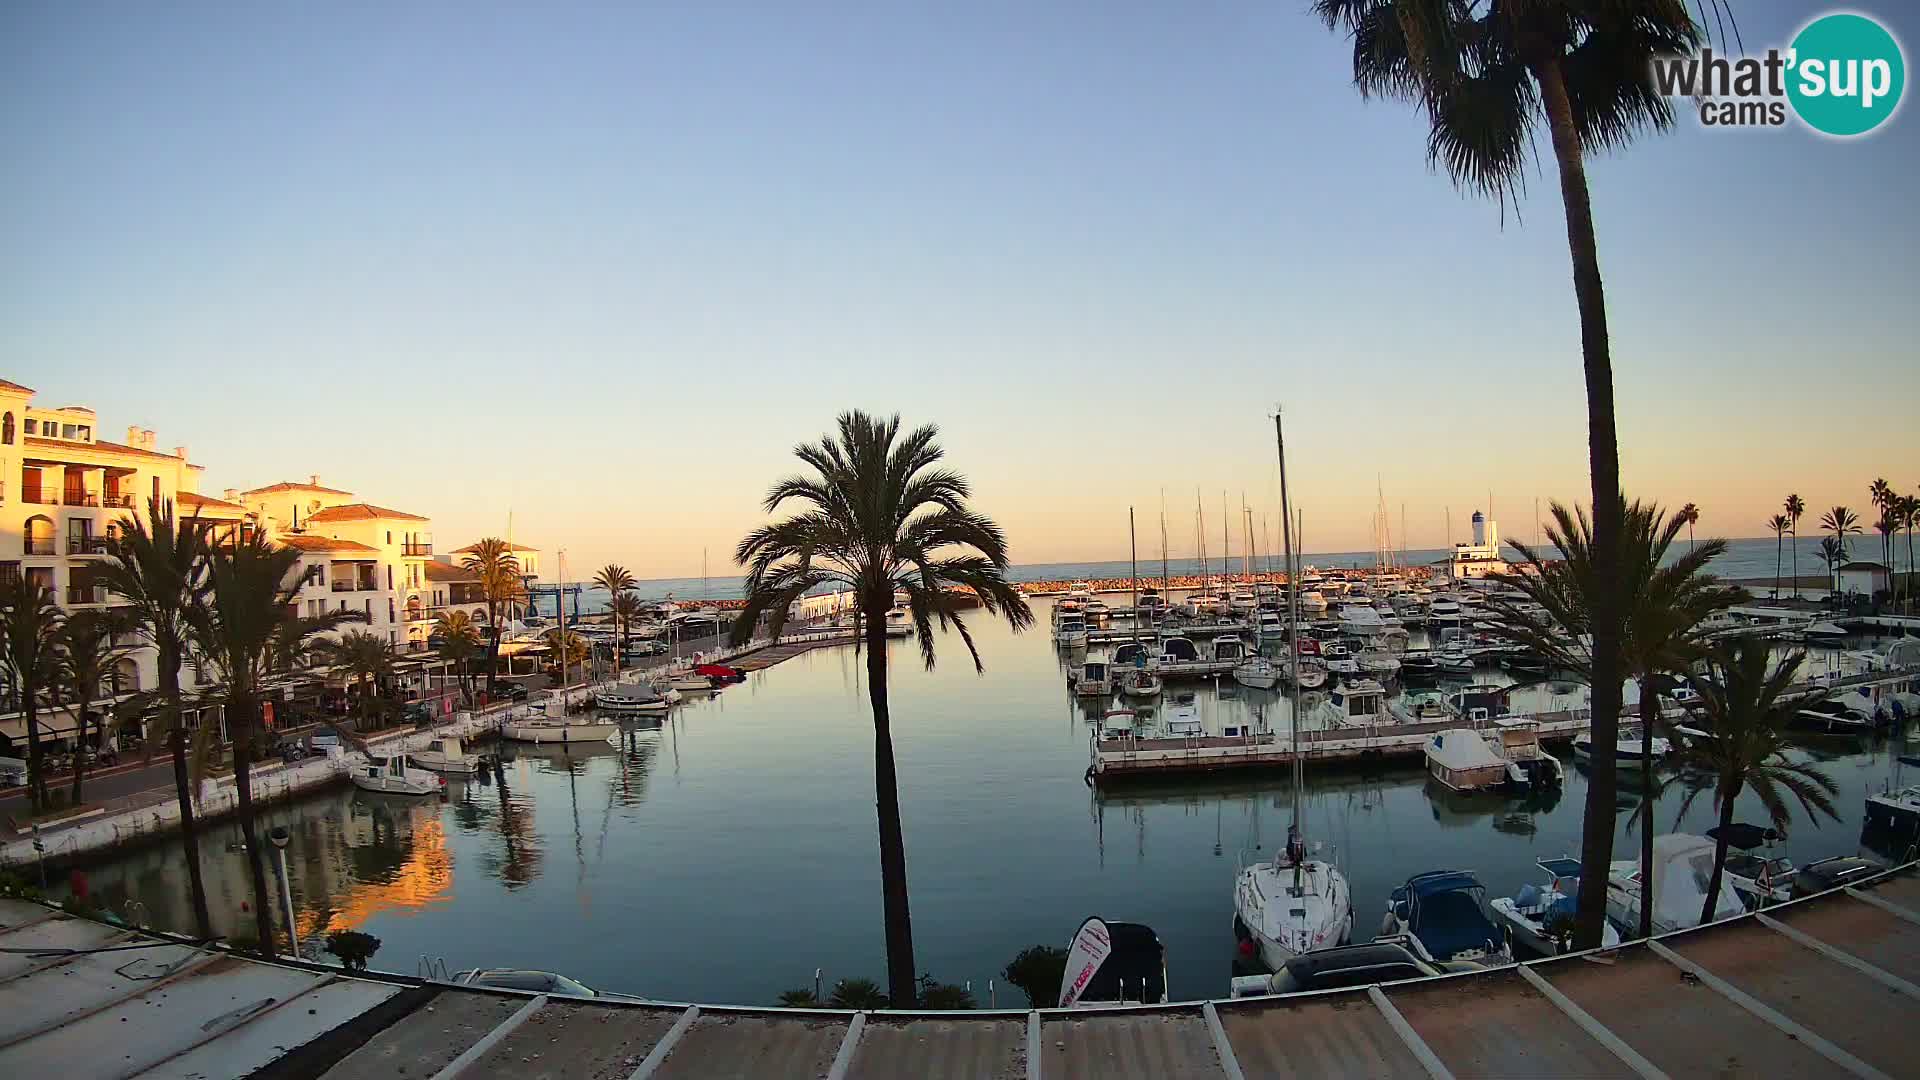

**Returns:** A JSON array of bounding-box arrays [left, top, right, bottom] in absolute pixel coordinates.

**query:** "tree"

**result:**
[[1901, 493, 1920, 612], [1873, 508, 1900, 606], [592, 565, 636, 675], [56, 609, 136, 806], [1785, 494, 1806, 600], [1817, 537, 1847, 599], [191, 532, 363, 954], [0, 578, 64, 812], [776, 988, 821, 1008], [607, 592, 645, 669], [1869, 478, 1895, 574], [1003, 944, 1069, 1007], [541, 628, 588, 681], [730, 412, 1034, 1005], [1676, 639, 1838, 923], [99, 498, 215, 940], [1486, 498, 1744, 940], [1819, 506, 1861, 597], [1679, 503, 1700, 554], [434, 611, 483, 702], [316, 630, 394, 729], [1766, 513, 1790, 601], [461, 540, 523, 693], [1309, 0, 1708, 951], [826, 978, 889, 1009]]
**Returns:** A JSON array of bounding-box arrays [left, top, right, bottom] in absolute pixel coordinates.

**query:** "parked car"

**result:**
[[498, 684, 530, 703]]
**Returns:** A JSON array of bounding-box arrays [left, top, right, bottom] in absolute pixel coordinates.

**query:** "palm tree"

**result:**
[[1873, 508, 1900, 606], [0, 578, 64, 812], [1900, 493, 1920, 612], [1678, 503, 1700, 554], [1309, 0, 1710, 951], [1817, 537, 1847, 598], [1869, 478, 1895, 568], [191, 532, 363, 954], [1487, 498, 1744, 940], [607, 591, 646, 669], [541, 628, 588, 680], [1766, 513, 1790, 601], [1820, 506, 1861, 598], [593, 565, 637, 672], [316, 630, 394, 729], [434, 611, 483, 702], [1785, 494, 1807, 600], [99, 497, 215, 940], [461, 539, 523, 693], [56, 609, 136, 806], [1677, 639, 1838, 923], [729, 411, 1034, 1005]]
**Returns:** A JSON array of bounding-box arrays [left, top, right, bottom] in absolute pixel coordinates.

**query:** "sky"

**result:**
[[4, 2, 1916, 576]]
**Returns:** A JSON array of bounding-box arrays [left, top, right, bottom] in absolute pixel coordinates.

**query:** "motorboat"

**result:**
[[1255, 611, 1287, 639], [1234, 830, 1353, 970], [693, 663, 747, 683], [1231, 655, 1280, 690], [1356, 650, 1400, 681], [1490, 858, 1621, 956], [594, 686, 671, 714], [1794, 696, 1874, 733], [1390, 690, 1454, 725], [1573, 727, 1670, 769], [1424, 729, 1510, 793], [1120, 667, 1162, 699], [350, 753, 444, 796], [1380, 871, 1513, 967], [500, 716, 620, 744], [1445, 685, 1511, 724], [1606, 833, 1747, 933], [411, 737, 481, 775], [1209, 635, 1251, 665], [1501, 651, 1551, 678], [1434, 648, 1476, 677], [1154, 636, 1209, 678], [1297, 591, 1328, 614], [1231, 938, 1443, 998], [1486, 718, 1565, 789], [1074, 659, 1114, 697], [1158, 692, 1204, 738], [1111, 641, 1154, 669], [1791, 855, 1886, 898], [1058, 918, 1169, 1007], [452, 969, 599, 998], [1083, 598, 1110, 619], [1801, 620, 1850, 643], [1229, 590, 1258, 615], [1865, 754, 1920, 833], [1399, 651, 1440, 683], [1319, 679, 1389, 730], [1054, 614, 1089, 648], [1098, 708, 1138, 739]]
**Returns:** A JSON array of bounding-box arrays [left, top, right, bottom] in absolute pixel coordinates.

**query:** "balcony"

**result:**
[[402, 542, 433, 557], [63, 491, 100, 508], [68, 536, 110, 556], [101, 492, 135, 509], [331, 582, 354, 593], [21, 490, 58, 506], [25, 540, 57, 556], [66, 584, 108, 606], [332, 579, 378, 593]]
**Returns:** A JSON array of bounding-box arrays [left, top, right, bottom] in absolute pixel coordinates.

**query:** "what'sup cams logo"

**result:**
[[1650, 11, 1906, 136]]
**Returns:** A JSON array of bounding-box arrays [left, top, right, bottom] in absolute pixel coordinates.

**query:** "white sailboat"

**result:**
[[1233, 410, 1353, 970]]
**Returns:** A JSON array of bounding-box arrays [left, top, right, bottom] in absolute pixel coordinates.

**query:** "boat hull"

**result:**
[[501, 721, 620, 744]]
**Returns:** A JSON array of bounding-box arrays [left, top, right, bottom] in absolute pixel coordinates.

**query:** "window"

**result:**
[[22, 419, 35, 434], [1, 412, 11, 444], [385, 565, 392, 589], [386, 531, 392, 544], [388, 599, 395, 623], [151, 476, 160, 505]]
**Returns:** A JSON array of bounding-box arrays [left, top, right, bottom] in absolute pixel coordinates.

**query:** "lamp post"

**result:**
[[269, 825, 299, 956]]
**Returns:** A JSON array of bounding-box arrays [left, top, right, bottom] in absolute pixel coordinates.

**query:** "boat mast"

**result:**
[[1274, 410, 1305, 885], [1129, 508, 1139, 650], [1159, 494, 1170, 623], [1195, 489, 1209, 596], [1222, 491, 1231, 591]]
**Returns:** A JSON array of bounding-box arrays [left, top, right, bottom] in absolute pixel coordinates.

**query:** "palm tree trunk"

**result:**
[[864, 590, 916, 1007], [228, 689, 278, 954], [163, 657, 213, 940], [1774, 533, 1782, 600], [69, 708, 86, 806], [1536, 56, 1626, 952], [1637, 683, 1658, 939], [24, 693, 44, 813], [1791, 530, 1799, 600], [1701, 775, 1743, 925]]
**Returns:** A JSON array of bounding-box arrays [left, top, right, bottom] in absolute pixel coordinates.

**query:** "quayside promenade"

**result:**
[[1, 860, 1914, 1078]]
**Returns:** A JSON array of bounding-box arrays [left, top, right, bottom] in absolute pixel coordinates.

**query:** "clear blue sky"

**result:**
[[4, 2, 1916, 575]]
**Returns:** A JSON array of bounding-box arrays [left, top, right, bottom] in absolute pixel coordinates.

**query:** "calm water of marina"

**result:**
[[78, 599, 1916, 1005]]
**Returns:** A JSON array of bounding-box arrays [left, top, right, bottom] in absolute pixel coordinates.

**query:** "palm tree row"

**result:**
[[459, 539, 525, 693], [593, 564, 640, 674], [3, 499, 371, 953]]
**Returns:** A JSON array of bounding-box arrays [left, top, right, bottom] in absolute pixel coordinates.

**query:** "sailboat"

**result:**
[[1233, 410, 1353, 971]]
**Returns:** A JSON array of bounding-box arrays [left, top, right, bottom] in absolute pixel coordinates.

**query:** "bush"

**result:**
[[776, 988, 821, 1007], [916, 975, 976, 1010], [1003, 945, 1068, 1008], [324, 929, 382, 972], [826, 977, 888, 1009]]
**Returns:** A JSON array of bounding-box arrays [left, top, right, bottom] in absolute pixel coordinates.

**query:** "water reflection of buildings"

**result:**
[[294, 793, 455, 941]]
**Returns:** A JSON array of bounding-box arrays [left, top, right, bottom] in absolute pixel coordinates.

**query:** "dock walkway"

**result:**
[[2, 861, 1914, 1078]]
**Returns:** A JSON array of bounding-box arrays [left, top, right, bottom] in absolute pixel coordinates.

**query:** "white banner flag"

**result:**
[[1057, 917, 1113, 1008]]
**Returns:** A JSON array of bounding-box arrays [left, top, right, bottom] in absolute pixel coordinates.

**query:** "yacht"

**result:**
[[1255, 610, 1287, 639], [1490, 858, 1622, 956], [1381, 871, 1514, 968], [1572, 726, 1669, 769], [1154, 636, 1208, 678], [1054, 614, 1089, 648], [1120, 666, 1163, 699], [501, 716, 620, 744], [411, 737, 481, 775], [1229, 589, 1258, 615], [350, 753, 443, 796], [1606, 834, 1747, 934], [1231, 654, 1280, 690], [593, 686, 671, 714], [1074, 658, 1114, 697], [1320, 679, 1389, 729], [1297, 591, 1328, 615], [1209, 635, 1252, 665]]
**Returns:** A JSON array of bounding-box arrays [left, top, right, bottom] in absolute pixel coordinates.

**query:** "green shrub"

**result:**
[[1003, 945, 1068, 1007], [324, 929, 382, 972]]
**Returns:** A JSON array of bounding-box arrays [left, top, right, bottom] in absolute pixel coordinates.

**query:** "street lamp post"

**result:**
[[269, 825, 299, 956]]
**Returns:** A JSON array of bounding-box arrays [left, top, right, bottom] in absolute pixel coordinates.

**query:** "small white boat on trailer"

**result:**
[[500, 717, 620, 744], [351, 753, 444, 796]]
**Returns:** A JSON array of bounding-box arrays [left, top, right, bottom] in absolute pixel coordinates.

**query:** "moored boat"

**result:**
[[1380, 870, 1514, 968], [350, 753, 444, 796], [501, 717, 620, 744], [411, 737, 481, 775], [1489, 858, 1621, 956], [594, 686, 671, 714]]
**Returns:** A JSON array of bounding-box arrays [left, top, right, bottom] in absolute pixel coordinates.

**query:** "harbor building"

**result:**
[[1448, 510, 1508, 580]]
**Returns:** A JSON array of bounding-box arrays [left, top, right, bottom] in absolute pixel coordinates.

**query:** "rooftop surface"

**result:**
[[0, 860, 1914, 1078]]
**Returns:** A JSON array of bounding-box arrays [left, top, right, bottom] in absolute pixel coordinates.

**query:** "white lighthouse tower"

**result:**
[[1451, 510, 1507, 580]]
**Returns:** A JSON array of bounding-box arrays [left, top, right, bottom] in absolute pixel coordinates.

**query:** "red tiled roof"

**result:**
[[304, 503, 428, 523], [425, 562, 480, 582], [277, 535, 379, 554], [240, 481, 356, 496]]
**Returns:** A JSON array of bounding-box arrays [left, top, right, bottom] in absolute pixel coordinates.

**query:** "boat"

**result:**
[[1399, 651, 1440, 683], [1434, 648, 1476, 677], [1074, 658, 1114, 697], [1297, 590, 1328, 614], [350, 753, 444, 796], [1390, 690, 1454, 725], [1500, 651, 1551, 678], [1232, 938, 1443, 997], [1489, 858, 1622, 956], [1158, 692, 1204, 737], [1232, 410, 1353, 974], [1083, 598, 1110, 619], [1111, 641, 1154, 669], [1120, 667, 1162, 699], [1380, 871, 1513, 968], [1709, 821, 1796, 910], [1228, 590, 1257, 615], [1209, 635, 1251, 665], [1319, 679, 1389, 730], [1791, 855, 1885, 897], [1356, 650, 1400, 681], [694, 663, 747, 683], [1801, 620, 1850, 643], [1486, 718, 1566, 789], [1154, 636, 1209, 678], [1865, 754, 1920, 834], [1255, 610, 1287, 639], [1424, 729, 1511, 792], [411, 736, 481, 775], [1605, 833, 1747, 934], [1291, 658, 1328, 691], [1054, 613, 1089, 648], [593, 686, 671, 714], [1058, 917, 1168, 1007], [1794, 696, 1874, 733], [1231, 655, 1280, 690], [1572, 726, 1669, 769], [500, 717, 620, 744]]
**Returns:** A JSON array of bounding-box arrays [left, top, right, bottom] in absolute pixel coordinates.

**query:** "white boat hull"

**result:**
[[594, 694, 668, 714], [1490, 897, 1621, 956], [501, 720, 620, 744], [412, 755, 479, 775]]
